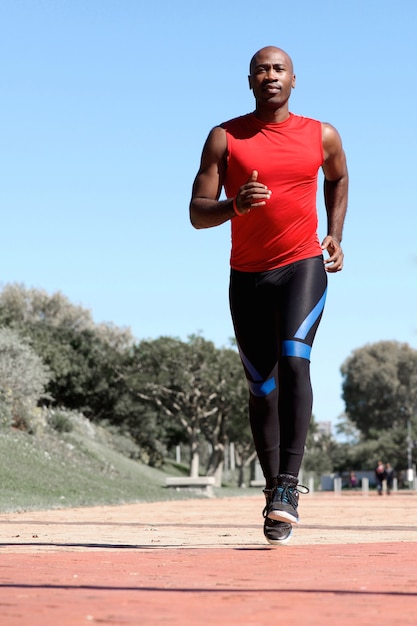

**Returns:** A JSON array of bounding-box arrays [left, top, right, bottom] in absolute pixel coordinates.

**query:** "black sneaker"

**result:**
[[264, 518, 293, 545], [262, 488, 292, 546], [266, 474, 309, 524]]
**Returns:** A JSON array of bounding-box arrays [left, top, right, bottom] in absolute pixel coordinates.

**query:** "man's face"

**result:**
[[248, 48, 296, 108]]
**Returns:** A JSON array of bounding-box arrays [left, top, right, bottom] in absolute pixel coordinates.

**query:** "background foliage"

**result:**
[[1, 283, 416, 487]]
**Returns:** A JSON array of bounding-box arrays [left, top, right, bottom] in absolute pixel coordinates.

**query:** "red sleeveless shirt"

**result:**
[[221, 113, 324, 272]]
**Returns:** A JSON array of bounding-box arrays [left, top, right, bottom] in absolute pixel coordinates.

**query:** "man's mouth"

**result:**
[[263, 84, 280, 93]]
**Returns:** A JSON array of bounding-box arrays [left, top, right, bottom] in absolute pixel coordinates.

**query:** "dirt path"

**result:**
[[1, 492, 416, 624]]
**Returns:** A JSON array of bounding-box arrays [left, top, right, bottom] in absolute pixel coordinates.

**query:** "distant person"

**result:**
[[375, 460, 386, 495], [349, 471, 358, 489], [385, 463, 394, 494], [190, 45, 348, 545]]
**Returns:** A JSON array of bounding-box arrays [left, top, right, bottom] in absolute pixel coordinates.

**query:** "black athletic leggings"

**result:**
[[229, 255, 328, 481]]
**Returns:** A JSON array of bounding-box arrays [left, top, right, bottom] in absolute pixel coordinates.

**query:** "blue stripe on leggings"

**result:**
[[282, 340, 311, 360], [294, 289, 327, 340], [248, 377, 276, 397], [238, 344, 276, 397], [238, 345, 262, 381]]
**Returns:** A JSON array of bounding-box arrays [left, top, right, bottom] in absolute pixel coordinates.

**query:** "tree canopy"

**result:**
[[0, 284, 253, 477], [340, 340, 417, 470], [341, 341, 417, 436], [0, 327, 50, 429], [2, 283, 416, 482]]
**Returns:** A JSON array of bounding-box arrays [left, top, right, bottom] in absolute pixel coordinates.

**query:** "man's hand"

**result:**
[[234, 170, 272, 214], [321, 235, 344, 272]]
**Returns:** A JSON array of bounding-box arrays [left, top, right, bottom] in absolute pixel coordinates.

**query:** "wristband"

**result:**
[[233, 197, 245, 216]]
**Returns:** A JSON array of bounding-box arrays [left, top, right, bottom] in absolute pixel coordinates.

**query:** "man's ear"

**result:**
[[248, 75, 253, 90], [292, 74, 296, 89]]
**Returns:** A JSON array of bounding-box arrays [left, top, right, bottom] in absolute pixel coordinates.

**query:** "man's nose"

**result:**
[[265, 67, 277, 80]]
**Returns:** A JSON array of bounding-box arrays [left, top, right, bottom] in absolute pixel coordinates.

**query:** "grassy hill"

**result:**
[[0, 412, 224, 513]]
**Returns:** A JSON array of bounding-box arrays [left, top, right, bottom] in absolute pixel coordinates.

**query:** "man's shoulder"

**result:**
[[289, 112, 322, 127], [220, 113, 254, 130]]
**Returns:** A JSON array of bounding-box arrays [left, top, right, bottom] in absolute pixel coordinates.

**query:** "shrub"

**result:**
[[0, 327, 50, 430]]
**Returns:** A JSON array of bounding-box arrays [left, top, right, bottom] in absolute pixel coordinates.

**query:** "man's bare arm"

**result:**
[[189, 126, 233, 229], [190, 127, 272, 229], [321, 123, 348, 272]]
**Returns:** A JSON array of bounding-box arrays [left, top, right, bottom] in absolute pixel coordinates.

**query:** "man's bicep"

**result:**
[[323, 150, 347, 182], [192, 126, 227, 200], [322, 123, 347, 181], [192, 166, 223, 200]]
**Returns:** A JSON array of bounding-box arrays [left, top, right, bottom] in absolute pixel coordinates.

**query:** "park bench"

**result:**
[[165, 476, 216, 496]]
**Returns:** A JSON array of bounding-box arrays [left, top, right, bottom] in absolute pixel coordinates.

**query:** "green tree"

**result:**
[[120, 335, 250, 481], [121, 336, 219, 477], [0, 283, 133, 422], [199, 344, 250, 485], [0, 283, 133, 348], [341, 341, 417, 436], [340, 341, 417, 471], [0, 327, 50, 429]]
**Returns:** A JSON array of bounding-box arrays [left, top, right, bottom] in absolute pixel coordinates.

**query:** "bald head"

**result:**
[[249, 46, 294, 75], [247, 46, 296, 119]]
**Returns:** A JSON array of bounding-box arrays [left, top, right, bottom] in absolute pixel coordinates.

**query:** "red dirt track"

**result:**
[[1, 493, 417, 625]]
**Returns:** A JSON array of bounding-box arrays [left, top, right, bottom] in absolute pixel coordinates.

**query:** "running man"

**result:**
[[189, 46, 348, 545]]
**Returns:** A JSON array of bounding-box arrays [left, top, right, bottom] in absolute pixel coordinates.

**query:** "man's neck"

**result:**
[[253, 105, 291, 123]]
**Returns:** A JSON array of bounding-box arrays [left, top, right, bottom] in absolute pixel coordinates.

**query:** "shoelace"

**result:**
[[276, 484, 306, 507], [263, 483, 309, 517]]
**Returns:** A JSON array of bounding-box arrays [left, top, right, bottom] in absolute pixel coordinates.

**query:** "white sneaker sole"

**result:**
[[267, 510, 299, 524]]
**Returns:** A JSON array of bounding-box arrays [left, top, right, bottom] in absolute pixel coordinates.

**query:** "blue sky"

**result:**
[[1, 0, 416, 433]]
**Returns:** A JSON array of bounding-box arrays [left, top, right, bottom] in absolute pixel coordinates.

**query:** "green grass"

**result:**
[[0, 417, 249, 513]]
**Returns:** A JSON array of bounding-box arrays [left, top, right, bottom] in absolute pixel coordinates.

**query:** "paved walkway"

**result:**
[[1, 492, 416, 624]]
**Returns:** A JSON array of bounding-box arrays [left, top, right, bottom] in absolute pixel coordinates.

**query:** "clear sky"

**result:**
[[1, 0, 416, 434]]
